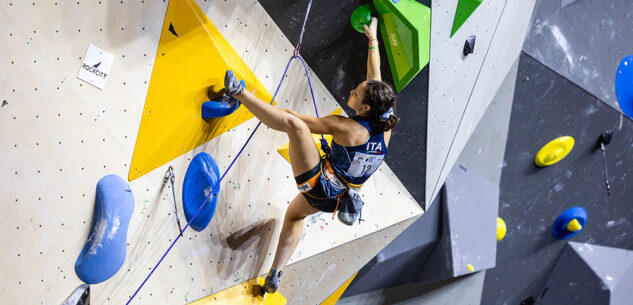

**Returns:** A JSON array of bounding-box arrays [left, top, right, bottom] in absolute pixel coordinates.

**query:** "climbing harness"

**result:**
[[164, 166, 184, 236], [126, 1, 323, 303]]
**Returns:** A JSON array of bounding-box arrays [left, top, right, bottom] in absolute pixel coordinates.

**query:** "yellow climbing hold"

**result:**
[[566, 218, 583, 232], [467, 264, 474, 272], [534, 136, 575, 167], [497, 217, 506, 241], [277, 108, 342, 164], [188, 276, 286, 305]]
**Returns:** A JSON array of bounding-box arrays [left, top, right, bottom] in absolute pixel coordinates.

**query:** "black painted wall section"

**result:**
[[259, 0, 430, 205], [482, 53, 633, 305]]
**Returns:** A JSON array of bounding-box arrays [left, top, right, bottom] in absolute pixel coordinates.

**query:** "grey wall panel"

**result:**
[[458, 56, 519, 185], [537, 242, 633, 305], [418, 163, 499, 282], [537, 242, 611, 305], [482, 53, 633, 305], [343, 188, 442, 297], [426, 0, 537, 207], [338, 271, 485, 305], [444, 164, 498, 277], [523, 0, 633, 114]]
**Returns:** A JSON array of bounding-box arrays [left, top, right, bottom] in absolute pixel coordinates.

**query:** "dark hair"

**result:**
[[363, 80, 399, 131]]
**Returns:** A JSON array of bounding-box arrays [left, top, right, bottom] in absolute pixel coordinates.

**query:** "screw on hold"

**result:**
[[598, 130, 613, 196], [463, 35, 476, 56]]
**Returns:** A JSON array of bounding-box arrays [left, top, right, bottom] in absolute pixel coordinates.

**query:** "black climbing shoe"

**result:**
[[262, 268, 283, 294], [224, 70, 244, 96]]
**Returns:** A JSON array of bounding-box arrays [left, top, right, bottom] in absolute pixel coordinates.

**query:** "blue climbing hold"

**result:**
[[616, 55, 633, 118], [75, 175, 134, 284], [202, 96, 241, 119], [552, 207, 588, 240], [183, 152, 221, 231], [201, 80, 244, 119]]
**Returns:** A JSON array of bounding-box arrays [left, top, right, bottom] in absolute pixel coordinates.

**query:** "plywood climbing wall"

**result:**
[[0, 1, 422, 304]]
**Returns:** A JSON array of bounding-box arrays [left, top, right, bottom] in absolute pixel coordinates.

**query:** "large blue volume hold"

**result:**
[[183, 152, 221, 231], [75, 175, 134, 284]]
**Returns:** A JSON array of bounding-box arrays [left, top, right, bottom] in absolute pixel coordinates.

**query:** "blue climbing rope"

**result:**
[[126, 1, 325, 303]]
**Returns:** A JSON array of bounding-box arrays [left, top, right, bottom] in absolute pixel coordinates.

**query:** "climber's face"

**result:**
[[348, 81, 370, 115]]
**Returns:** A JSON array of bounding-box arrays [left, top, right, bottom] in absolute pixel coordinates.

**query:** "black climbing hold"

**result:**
[[169, 23, 178, 37], [520, 296, 535, 305], [463, 35, 476, 56], [599, 130, 613, 146], [1, 100, 7, 107]]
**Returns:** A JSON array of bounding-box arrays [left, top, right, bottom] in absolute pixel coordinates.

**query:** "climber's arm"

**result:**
[[364, 17, 381, 81]]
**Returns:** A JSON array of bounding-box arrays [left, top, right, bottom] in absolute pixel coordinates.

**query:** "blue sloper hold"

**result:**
[[182, 152, 221, 231], [201, 96, 241, 119], [616, 55, 633, 118], [75, 175, 134, 284], [552, 207, 588, 240], [201, 80, 244, 119]]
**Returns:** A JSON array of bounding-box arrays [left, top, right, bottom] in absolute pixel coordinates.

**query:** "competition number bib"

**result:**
[[347, 152, 384, 177]]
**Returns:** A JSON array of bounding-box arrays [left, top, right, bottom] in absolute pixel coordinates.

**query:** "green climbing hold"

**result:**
[[451, 0, 483, 37], [351, 4, 374, 33]]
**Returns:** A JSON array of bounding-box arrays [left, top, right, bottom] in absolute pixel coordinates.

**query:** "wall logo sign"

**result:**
[[77, 44, 114, 90]]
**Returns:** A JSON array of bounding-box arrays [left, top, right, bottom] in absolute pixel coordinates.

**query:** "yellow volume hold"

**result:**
[[188, 277, 287, 305], [129, 0, 275, 181]]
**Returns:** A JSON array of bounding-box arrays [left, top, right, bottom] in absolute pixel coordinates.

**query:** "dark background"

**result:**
[[483, 53, 633, 304]]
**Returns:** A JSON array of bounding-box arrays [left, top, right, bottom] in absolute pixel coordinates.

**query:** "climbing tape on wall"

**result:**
[[125, 1, 321, 303]]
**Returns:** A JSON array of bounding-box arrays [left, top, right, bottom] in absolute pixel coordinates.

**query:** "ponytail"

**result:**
[[378, 114, 400, 131]]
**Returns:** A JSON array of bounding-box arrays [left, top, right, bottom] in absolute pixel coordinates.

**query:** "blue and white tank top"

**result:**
[[329, 116, 387, 186]]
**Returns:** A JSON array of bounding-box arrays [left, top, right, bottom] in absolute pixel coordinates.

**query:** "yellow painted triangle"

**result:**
[[129, 0, 274, 181], [320, 273, 357, 305], [277, 108, 343, 163], [188, 277, 287, 305]]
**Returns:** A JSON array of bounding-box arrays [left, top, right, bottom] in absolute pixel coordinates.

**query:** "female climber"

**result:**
[[223, 17, 398, 293]]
